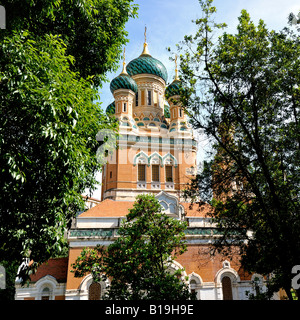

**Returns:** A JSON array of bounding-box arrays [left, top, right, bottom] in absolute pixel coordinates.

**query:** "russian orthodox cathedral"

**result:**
[[15, 31, 274, 301]]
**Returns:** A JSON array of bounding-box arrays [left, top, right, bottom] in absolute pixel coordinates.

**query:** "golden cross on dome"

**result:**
[[141, 25, 150, 56], [120, 47, 127, 74]]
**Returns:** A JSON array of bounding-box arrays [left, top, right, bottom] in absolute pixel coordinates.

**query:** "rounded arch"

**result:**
[[79, 274, 110, 300], [88, 281, 101, 300], [188, 272, 203, 285], [188, 272, 203, 300], [166, 260, 188, 283], [215, 267, 240, 285], [215, 261, 240, 300], [35, 275, 58, 300]]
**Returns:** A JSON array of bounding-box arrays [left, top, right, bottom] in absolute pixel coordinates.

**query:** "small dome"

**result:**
[[127, 55, 168, 83], [106, 101, 115, 115], [110, 73, 138, 94], [165, 79, 181, 99]]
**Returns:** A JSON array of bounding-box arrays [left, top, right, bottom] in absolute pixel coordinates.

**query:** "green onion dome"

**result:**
[[110, 73, 138, 94], [106, 101, 115, 116], [165, 79, 182, 99], [127, 54, 168, 83]]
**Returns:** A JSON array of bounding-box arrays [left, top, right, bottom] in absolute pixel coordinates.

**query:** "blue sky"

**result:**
[[90, 0, 299, 199]]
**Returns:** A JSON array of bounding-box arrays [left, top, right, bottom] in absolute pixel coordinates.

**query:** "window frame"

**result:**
[[165, 165, 173, 182], [179, 108, 183, 118], [138, 163, 146, 182], [147, 90, 152, 106], [151, 164, 160, 182]]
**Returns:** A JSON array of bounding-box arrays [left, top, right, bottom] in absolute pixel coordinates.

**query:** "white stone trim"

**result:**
[[15, 275, 66, 300]]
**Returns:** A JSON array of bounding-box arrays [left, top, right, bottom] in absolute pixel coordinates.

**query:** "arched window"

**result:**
[[138, 164, 146, 182], [165, 165, 173, 182], [222, 276, 233, 300], [41, 287, 52, 300], [190, 279, 197, 296], [152, 164, 160, 182], [147, 90, 152, 105], [179, 108, 183, 118], [89, 282, 101, 300]]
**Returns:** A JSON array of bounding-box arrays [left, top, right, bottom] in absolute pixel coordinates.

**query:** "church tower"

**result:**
[[15, 29, 262, 301], [101, 31, 197, 202]]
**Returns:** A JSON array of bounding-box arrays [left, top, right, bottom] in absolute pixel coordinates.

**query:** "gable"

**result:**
[[155, 191, 183, 219]]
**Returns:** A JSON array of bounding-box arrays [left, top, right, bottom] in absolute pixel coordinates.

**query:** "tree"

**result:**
[[288, 11, 300, 31], [0, 31, 118, 300], [0, 0, 137, 300], [178, 0, 300, 299], [3, 0, 138, 87], [72, 194, 194, 300]]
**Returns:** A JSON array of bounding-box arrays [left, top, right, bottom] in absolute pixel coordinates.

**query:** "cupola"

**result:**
[[126, 28, 168, 83], [110, 49, 138, 94]]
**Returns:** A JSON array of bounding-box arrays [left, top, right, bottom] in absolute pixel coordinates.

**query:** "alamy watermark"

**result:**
[[95, 129, 200, 168], [0, 265, 5, 290], [292, 265, 300, 290], [0, 6, 6, 29]]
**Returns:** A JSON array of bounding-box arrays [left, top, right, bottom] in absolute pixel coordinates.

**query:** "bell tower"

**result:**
[[102, 36, 197, 201]]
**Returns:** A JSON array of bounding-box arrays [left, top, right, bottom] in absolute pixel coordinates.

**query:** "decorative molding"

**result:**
[[69, 229, 113, 238], [115, 95, 134, 102], [163, 153, 178, 167], [148, 151, 163, 167], [184, 228, 221, 236]]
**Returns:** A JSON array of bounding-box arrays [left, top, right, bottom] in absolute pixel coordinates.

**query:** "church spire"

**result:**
[[120, 47, 128, 75], [141, 26, 150, 56]]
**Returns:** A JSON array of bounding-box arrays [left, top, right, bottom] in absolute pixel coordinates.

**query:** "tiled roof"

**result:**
[[182, 202, 211, 217], [79, 199, 134, 217], [29, 257, 68, 283], [79, 199, 211, 218], [127, 55, 168, 83]]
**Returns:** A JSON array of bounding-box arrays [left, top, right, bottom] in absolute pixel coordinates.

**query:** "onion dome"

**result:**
[[127, 55, 168, 83], [110, 73, 138, 94], [106, 101, 115, 116], [110, 48, 138, 94], [126, 29, 168, 83], [165, 79, 181, 99], [165, 55, 182, 98]]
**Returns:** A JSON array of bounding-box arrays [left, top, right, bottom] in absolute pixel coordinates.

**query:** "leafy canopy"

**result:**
[[0, 0, 137, 299], [178, 0, 300, 299], [72, 194, 195, 300], [3, 0, 138, 87], [0, 31, 118, 273]]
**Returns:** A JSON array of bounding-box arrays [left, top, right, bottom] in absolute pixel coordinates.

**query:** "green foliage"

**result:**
[[179, 0, 300, 299], [0, 0, 136, 299], [2, 0, 138, 87], [0, 31, 118, 292], [288, 11, 300, 31], [72, 194, 195, 300]]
